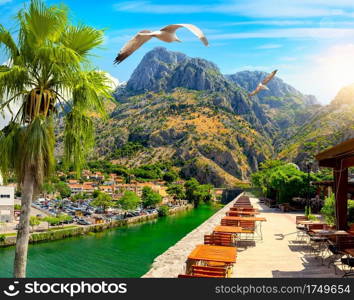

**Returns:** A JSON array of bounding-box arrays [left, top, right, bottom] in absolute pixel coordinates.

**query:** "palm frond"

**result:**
[[36, 44, 81, 68], [68, 70, 113, 118], [63, 110, 94, 176], [0, 65, 29, 103], [0, 25, 20, 62], [61, 24, 104, 57], [21, 0, 68, 46], [17, 116, 55, 186], [0, 122, 21, 183]]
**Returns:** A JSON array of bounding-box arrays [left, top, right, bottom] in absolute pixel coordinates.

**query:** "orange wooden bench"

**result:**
[[191, 265, 227, 277]]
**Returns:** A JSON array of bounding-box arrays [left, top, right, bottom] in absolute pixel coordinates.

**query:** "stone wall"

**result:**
[[142, 193, 242, 278]]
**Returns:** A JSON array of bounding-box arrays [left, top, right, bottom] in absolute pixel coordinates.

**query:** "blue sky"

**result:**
[[2, 0, 354, 104]]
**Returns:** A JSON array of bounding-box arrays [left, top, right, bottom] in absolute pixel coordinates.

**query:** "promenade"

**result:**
[[144, 194, 341, 278]]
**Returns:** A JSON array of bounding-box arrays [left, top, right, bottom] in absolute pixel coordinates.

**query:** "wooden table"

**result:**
[[230, 207, 257, 211], [298, 220, 326, 225], [222, 216, 266, 222], [344, 248, 354, 257], [213, 225, 243, 234], [221, 216, 266, 240], [188, 244, 236, 263], [227, 210, 260, 216], [311, 229, 349, 236]]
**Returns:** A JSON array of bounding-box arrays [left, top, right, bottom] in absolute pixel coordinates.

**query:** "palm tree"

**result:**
[[0, 0, 112, 277]]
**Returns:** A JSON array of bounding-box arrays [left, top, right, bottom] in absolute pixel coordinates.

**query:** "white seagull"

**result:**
[[249, 70, 278, 97], [114, 24, 209, 64]]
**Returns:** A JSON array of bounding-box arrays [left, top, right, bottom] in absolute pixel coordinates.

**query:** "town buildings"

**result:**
[[0, 186, 15, 223]]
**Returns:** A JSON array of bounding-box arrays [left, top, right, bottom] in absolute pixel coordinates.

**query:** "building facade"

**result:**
[[0, 186, 15, 223]]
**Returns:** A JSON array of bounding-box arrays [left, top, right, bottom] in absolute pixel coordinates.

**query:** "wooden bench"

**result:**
[[178, 274, 222, 278], [204, 233, 234, 247], [191, 265, 227, 277]]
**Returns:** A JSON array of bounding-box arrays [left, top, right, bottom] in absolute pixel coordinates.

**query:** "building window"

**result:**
[[0, 194, 10, 198]]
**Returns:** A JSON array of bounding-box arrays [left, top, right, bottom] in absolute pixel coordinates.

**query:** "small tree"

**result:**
[[43, 216, 60, 229], [141, 186, 162, 208], [42, 182, 55, 198], [167, 184, 185, 200], [91, 192, 113, 213], [158, 205, 169, 217], [163, 171, 178, 183], [72, 192, 86, 202], [184, 178, 213, 207], [29, 216, 41, 232], [57, 214, 72, 228], [92, 190, 101, 198], [119, 191, 141, 211], [56, 182, 71, 198], [320, 193, 336, 226]]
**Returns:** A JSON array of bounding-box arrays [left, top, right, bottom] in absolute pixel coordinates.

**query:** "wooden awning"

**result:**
[[315, 138, 354, 168]]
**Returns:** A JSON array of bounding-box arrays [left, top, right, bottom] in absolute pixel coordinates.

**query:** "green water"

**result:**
[[0, 205, 219, 278]]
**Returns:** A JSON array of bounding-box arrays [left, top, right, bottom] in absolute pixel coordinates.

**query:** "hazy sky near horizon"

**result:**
[[2, 0, 354, 104]]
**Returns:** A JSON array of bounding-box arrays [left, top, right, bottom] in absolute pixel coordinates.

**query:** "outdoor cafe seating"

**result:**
[[180, 244, 237, 278]]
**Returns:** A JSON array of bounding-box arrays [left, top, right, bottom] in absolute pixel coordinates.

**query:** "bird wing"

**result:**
[[249, 84, 262, 97], [261, 69, 278, 85], [160, 24, 209, 46], [114, 30, 153, 64]]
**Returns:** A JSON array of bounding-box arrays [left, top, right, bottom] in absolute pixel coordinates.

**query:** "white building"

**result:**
[[0, 186, 15, 223]]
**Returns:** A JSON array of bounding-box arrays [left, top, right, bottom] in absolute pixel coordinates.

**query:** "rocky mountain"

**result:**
[[95, 47, 322, 186], [226, 70, 320, 147], [116, 48, 276, 136], [278, 83, 354, 169]]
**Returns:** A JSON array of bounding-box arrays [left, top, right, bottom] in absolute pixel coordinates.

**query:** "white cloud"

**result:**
[[208, 28, 354, 40], [114, 1, 211, 14], [0, 0, 12, 5], [113, 0, 354, 18], [225, 20, 313, 26], [257, 43, 283, 49]]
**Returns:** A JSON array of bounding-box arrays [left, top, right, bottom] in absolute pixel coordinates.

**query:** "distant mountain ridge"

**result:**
[[278, 83, 354, 169]]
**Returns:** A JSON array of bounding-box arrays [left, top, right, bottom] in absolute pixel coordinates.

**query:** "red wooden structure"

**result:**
[[315, 138, 354, 230]]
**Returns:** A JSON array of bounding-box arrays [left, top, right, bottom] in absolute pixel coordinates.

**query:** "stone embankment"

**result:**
[[0, 204, 193, 247]]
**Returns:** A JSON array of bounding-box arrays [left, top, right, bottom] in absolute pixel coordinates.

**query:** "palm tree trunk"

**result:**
[[13, 167, 34, 278]]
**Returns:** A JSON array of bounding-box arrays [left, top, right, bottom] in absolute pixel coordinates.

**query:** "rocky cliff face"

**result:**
[[226, 70, 318, 106]]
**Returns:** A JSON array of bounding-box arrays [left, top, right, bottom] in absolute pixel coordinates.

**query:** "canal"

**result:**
[[0, 204, 220, 277]]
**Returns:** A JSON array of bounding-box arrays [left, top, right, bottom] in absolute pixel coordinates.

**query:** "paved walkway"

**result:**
[[144, 194, 343, 278], [233, 197, 340, 277]]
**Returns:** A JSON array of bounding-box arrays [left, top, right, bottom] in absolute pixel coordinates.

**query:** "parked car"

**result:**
[[77, 219, 91, 225]]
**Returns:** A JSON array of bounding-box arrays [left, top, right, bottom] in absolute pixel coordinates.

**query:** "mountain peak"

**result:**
[[226, 70, 318, 106], [331, 83, 354, 107], [124, 47, 232, 95]]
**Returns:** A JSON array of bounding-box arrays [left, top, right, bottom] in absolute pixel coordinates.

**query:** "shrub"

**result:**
[[163, 171, 178, 183], [320, 193, 336, 226], [158, 205, 169, 217], [348, 200, 354, 223], [0, 234, 5, 242]]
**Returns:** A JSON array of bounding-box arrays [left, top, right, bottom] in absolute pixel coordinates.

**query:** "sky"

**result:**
[[2, 0, 354, 104]]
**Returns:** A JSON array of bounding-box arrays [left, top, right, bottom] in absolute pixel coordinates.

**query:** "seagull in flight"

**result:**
[[249, 70, 278, 97], [114, 24, 209, 64]]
